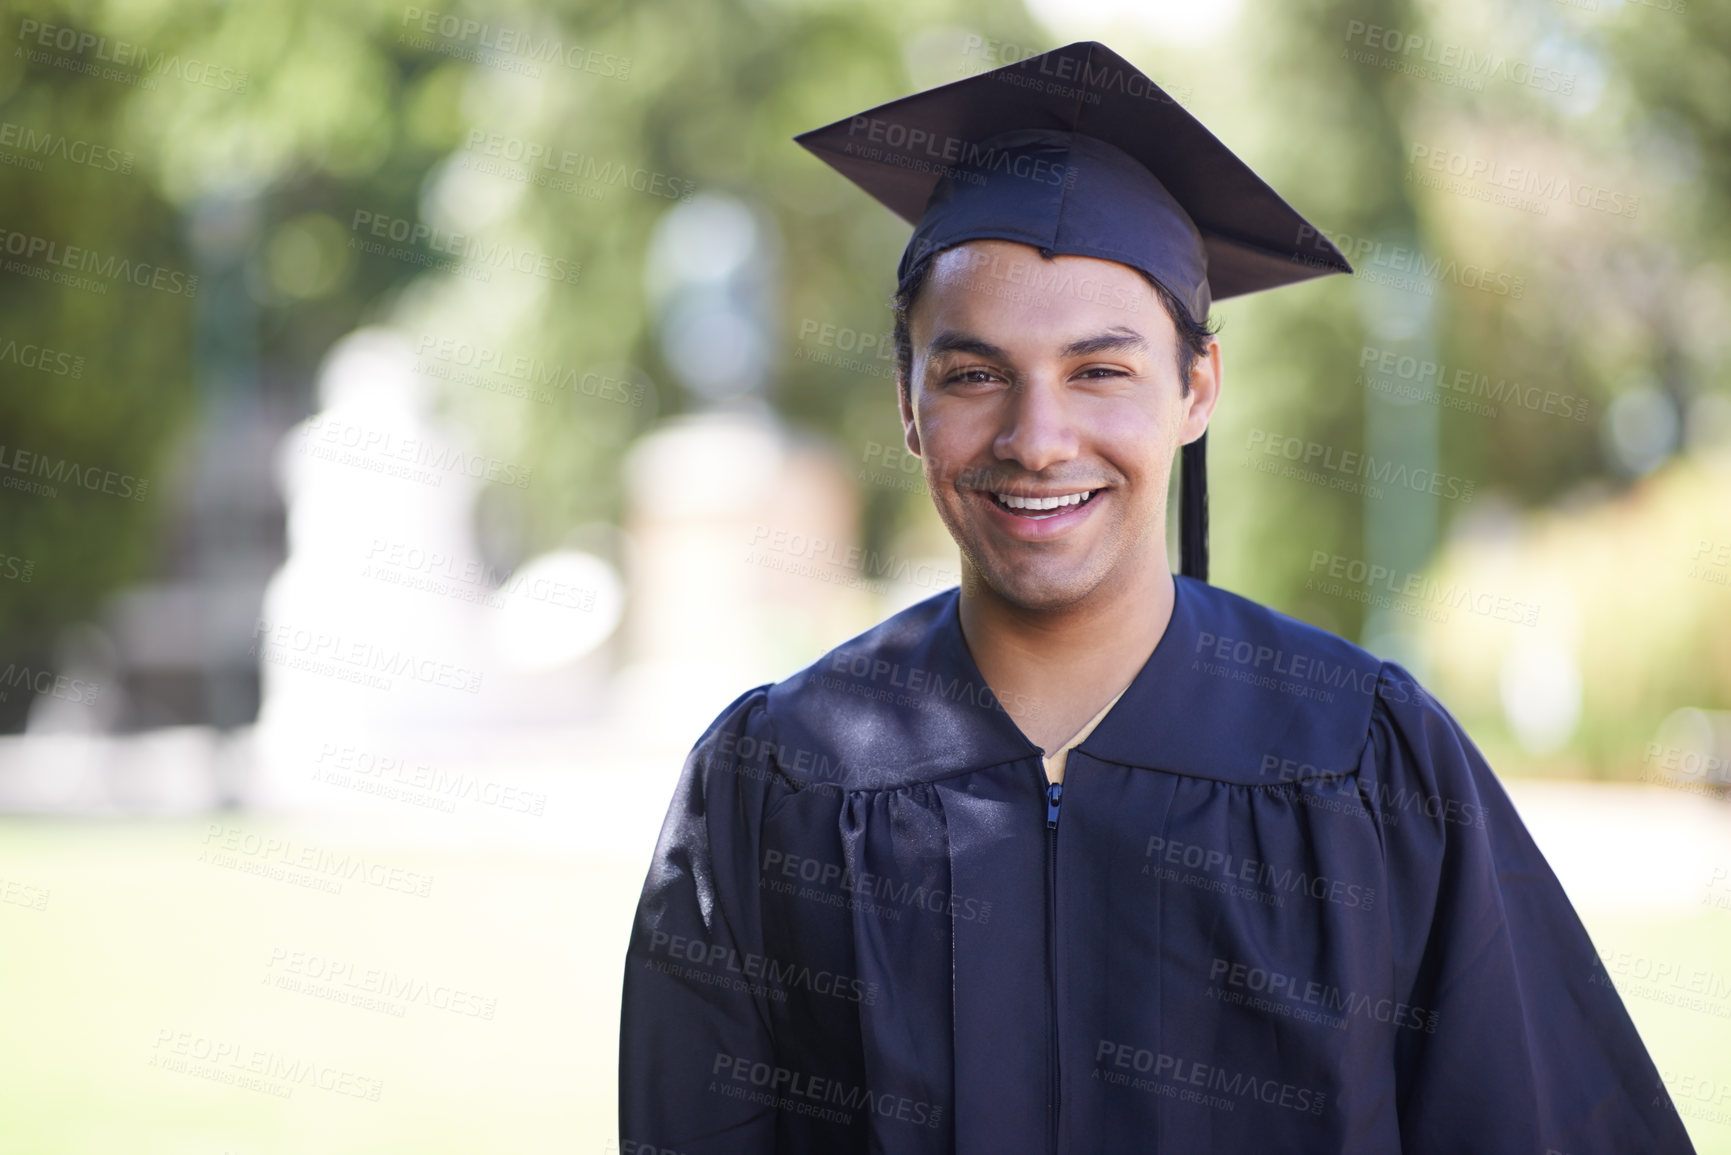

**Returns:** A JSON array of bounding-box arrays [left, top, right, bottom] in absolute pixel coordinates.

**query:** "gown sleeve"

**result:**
[[619, 684, 783, 1153], [1370, 661, 1696, 1154]]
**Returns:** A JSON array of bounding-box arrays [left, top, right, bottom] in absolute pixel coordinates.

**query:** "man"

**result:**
[[619, 42, 1693, 1154]]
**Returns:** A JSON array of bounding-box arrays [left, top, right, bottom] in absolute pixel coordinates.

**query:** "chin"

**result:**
[[967, 557, 1109, 612]]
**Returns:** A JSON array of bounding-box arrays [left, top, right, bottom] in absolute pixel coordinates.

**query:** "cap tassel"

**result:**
[[1180, 432, 1208, 583]]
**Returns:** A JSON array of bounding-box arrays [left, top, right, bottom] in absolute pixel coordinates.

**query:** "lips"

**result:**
[[988, 489, 1100, 519], [974, 485, 1107, 538]]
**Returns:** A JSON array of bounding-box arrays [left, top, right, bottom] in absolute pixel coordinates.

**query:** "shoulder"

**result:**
[[1360, 654, 1503, 834], [1180, 585, 1510, 838], [1186, 582, 1478, 796], [676, 681, 781, 806], [759, 587, 1034, 790], [1121, 577, 1389, 783], [1183, 577, 1386, 691], [679, 590, 962, 796], [1175, 581, 1508, 841], [771, 586, 960, 700]]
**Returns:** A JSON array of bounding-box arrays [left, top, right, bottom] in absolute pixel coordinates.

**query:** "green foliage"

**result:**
[[0, 0, 1725, 765]]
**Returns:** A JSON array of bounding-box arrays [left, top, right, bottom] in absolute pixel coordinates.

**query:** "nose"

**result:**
[[992, 373, 1080, 474]]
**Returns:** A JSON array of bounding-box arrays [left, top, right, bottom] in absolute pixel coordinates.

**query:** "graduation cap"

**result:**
[[793, 40, 1352, 584]]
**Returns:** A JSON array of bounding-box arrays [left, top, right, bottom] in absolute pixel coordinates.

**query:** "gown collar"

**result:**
[[935, 573, 1384, 786], [772, 574, 1382, 791]]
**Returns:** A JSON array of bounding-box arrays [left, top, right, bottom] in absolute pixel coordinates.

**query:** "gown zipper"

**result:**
[[1045, 778, 1063, 1154]]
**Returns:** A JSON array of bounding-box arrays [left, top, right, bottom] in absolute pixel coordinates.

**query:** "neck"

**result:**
[[955, 547, 1178, 746]]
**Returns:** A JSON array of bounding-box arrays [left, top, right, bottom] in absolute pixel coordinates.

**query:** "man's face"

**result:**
[[898, 240, 1221, 612]]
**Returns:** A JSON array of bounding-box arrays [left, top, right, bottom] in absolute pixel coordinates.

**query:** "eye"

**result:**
[[943, 367, 1001, 386], [1075, 365, 1131, 379]]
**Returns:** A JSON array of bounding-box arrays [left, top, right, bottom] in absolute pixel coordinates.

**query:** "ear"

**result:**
[[1180, 337, 1222, 445], [898, 377, 922, 457]]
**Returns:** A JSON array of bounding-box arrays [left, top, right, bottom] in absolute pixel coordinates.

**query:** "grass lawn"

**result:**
[[0, 816, 640, 1154], [1, 811, 1726, 1152]]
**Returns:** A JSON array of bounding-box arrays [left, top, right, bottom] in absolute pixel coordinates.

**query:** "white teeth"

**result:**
[[992, 489, 1094, 511]]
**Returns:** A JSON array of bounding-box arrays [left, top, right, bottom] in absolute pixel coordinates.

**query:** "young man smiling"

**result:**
[[892, 239, 1220, 770], [619, 41, 1693, 1155]]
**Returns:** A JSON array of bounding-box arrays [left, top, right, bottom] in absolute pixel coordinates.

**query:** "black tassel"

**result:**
[[1180, 431, 1208, 583]]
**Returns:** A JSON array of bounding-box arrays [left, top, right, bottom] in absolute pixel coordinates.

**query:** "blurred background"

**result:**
[[1, 0, 1728, 1149]]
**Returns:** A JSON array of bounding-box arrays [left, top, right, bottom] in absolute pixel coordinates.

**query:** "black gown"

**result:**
[[618, 574, 1695, 1154]]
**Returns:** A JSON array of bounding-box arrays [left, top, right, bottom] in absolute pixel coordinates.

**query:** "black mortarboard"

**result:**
[[793, 41, 1353, 583]]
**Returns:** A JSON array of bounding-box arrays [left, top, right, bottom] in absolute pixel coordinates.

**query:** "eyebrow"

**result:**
[[924, 327, 1149, 361], [926, 330, 1008, 360], [1060, 328, 1148, 357]]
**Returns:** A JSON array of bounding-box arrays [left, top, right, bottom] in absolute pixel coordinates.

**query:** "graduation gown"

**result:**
[[618, 574, 1695, 1154]]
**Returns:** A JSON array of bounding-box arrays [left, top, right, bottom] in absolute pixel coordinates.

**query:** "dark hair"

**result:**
[[891, 246, 1219, 401]]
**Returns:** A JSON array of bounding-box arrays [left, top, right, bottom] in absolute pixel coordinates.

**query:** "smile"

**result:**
[[988, 489, 1100, 520]]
